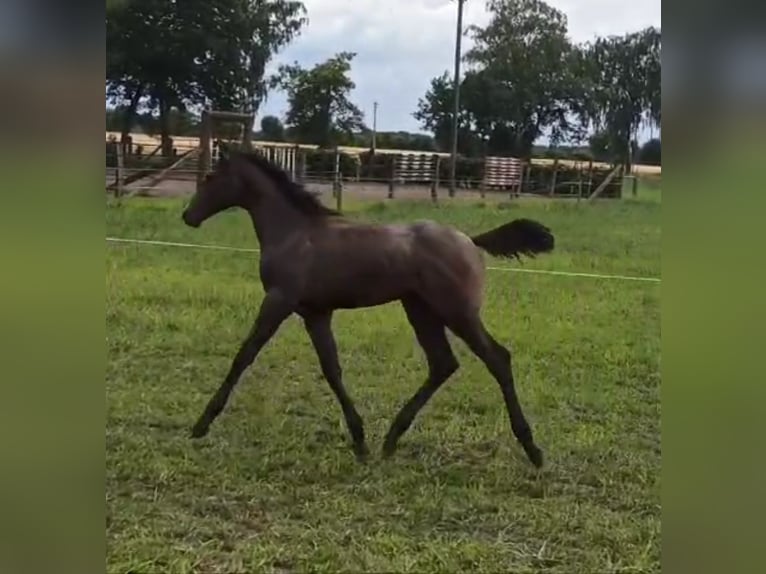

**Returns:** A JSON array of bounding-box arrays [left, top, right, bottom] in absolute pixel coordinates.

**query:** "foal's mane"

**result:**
[[238, 150, 339, 218]]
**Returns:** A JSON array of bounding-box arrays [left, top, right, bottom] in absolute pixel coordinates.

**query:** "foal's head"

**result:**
[[182, 142, 338, 228], [181, 143, 252, 228]]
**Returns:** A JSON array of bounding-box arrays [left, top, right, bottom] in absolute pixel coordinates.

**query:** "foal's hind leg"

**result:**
[[450, 314, 543, 468], [303, 312, 369, 461], [191, 290, 293, 438], [382, 297, 459, 457]]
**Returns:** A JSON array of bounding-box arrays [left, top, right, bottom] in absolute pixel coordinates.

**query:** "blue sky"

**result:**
[[259, 0, 661, 144]]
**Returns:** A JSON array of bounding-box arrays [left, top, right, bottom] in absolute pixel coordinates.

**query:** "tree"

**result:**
[[413, 73, 453, 151], [588, 130, 613, 162], [580, 26, 661, 170], [271, 52, 366, 146], [107, 106, 202, 138], [414, 0, 586, 158], [413, 73, 481, 154], [259, 115, 286, 141], [463, 0, 584, 156], [106, 0, 306, 154], [374, 132, 436, 152], [638, 138, 661, 166]]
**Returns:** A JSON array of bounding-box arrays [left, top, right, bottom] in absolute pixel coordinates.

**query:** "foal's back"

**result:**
[[297, 217, 485, 313]]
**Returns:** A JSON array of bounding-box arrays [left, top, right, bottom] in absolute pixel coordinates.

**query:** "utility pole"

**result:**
[[372, 101, 378, 152], [449, 0, 466, 197]]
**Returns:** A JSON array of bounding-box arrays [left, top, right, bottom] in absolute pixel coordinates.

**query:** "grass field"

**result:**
[[106, 193, 660, 573]]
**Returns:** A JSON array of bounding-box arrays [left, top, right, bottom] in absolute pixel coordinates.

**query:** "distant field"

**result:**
[[530, 157, 661, 176], [106, 194, 661, 573]]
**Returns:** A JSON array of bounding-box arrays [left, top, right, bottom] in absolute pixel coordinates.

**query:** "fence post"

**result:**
[[549, 158, 559, 196], [333, 147, 343, 211], [514, 160, 524, 197], [431, 155, 441, 202], [587, 160, 594, 197], [520, 162, 530, 196], [243, 114, 254, 147], [197, 110, 212, 193], [115, 143, 124, 198], [508, 159, 515, 200], [295, 146, 305, 183], [388, 155, 396, 199]]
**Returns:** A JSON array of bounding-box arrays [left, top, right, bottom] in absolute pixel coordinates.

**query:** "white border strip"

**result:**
[[106, 236, 660, 284]]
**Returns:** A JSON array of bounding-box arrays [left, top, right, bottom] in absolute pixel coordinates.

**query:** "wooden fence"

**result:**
[[106, 132, 624, 201]]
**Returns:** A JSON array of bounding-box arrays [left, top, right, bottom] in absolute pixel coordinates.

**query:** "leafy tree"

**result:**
[[463, 0, 584, 156], [106, 0, 306, 154], [638, 137, 661, 166], [588, 130, 613, 162], [107, 106, 202, 138], [302, 128, 435, 151], [415, 0, 585, 158], [580, 26, 661, 170], [413, 72, 482, 155], [374, 132, 436, 152], [259, 115, 286, 141], [413, 1, 661, 162], [106, 108, 124, 133], [271, 52, 366, 147], [412, 73, 452, 151], [106, 0, 126, 7]]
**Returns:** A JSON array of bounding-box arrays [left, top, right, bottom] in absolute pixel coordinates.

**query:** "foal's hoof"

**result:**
[[525, 444, 544, 469], [354, 443, 370, 463], [381, 441, 397, 459], [190, 423, 209, 439]]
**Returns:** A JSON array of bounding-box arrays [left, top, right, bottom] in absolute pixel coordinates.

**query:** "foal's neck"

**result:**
[[243, 193, 310, 249]]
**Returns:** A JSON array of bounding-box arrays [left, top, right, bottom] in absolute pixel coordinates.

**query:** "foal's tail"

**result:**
[[471, 218, 555, 260]]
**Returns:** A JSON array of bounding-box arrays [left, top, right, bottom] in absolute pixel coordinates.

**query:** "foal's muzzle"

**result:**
[[182, 210, 201, 228]]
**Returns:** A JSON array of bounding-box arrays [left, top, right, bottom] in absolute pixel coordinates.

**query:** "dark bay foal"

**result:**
[[182, 145, 554, 468]]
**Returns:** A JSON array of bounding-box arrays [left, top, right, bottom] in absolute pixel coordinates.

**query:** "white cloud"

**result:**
[[259, 0, 661, 135]]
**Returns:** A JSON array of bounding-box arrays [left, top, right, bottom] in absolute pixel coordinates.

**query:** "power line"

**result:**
[[105, 236, 661, 283]]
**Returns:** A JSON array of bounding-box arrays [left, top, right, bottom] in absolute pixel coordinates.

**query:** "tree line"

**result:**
[[106, 0, 660, 167]]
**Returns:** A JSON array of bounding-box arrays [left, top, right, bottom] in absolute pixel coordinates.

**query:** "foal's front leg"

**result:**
[[190, 290, 294, 438], [304, 312, 369, 461]]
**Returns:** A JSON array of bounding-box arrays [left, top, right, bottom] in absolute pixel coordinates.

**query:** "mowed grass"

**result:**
[[106, 194, 660, 573]]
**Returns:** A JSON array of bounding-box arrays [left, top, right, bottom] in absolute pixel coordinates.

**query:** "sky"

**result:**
[[258, 0, 661, 144]]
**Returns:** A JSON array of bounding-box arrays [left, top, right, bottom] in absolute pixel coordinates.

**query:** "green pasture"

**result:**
[[106, 193, 660, 573]]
